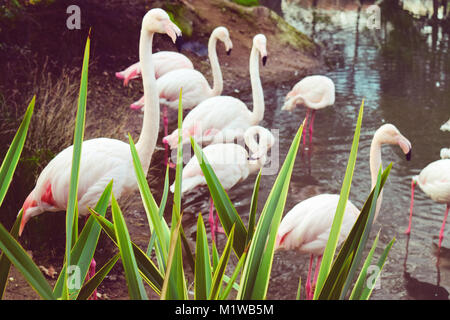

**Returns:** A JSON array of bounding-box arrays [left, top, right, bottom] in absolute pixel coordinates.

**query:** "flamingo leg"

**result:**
[[209, 197, 216, 243], [214, 212, 225, 235], [163, 105, 169, 167], [305, 254, 314, 300], [309, 110, 316, 145], [438, 204, 449, 248], [405, 179, 416, 235], [311, 255, 322, 299], [303, 109, 310, 149]]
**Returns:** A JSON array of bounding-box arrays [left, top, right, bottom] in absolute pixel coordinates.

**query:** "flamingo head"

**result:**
[[375, 124, 412, 161], [253, 34, 268, 66], [162, 128, 193, 149], [142, 9, 182, 49], [214, 26, 233, 55], [281, 94, 304, 112], [246, 126, 275, 168], [18, 192, 43, 236]]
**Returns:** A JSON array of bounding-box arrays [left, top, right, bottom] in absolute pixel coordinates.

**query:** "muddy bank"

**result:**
[[0, 0, 322, 299]]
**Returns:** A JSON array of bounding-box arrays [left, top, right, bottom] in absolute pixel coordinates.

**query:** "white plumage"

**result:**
[[163, 34, 267, 150]]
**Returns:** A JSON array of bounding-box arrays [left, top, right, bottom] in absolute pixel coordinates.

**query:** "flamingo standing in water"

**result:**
[[275, 124, 412, 299], [405, 153, 450, 248], [281, 75, 335, 146], [115, 51, 194, 86], [441, 118, 450, 132], [18, 8, 181, 299], [163, 34, 267, 159], [172, 126, 275, 243]]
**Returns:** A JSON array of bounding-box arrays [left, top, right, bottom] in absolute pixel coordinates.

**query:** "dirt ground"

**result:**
[[0, 0, 322, 300]]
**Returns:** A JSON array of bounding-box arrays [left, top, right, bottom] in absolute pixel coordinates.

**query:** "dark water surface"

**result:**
[[183, 1, 450, 300]]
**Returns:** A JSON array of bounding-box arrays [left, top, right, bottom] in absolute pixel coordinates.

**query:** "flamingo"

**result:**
[[115, 51, 194, 86], [441, 118, 450, 132], [405, 153, 450, 248], [172, 125, 275, 243], [130, 26, 232, 167], [281, 75, 335, 146], [275, 124, 412, 299], [18, 8, 181, 299], [163, 34, 267, 159]]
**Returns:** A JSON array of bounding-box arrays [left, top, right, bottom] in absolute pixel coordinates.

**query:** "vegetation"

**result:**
[[0, 34, 394, 300]]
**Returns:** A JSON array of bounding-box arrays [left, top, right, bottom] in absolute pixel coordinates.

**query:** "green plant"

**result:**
[[232, 0, 260, 7]]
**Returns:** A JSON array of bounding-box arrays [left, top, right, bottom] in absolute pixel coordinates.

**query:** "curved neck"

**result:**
[[369, 135, 383, 221], [208, 33, 223, 96], [249, 45, 264, 124], [135, 30, 159, 174]]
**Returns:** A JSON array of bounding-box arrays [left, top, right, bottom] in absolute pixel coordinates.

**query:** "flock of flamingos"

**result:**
[[13, 8, 450, 299]]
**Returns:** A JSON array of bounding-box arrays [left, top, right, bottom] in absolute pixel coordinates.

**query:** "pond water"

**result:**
[[181, 0, 450, 300]]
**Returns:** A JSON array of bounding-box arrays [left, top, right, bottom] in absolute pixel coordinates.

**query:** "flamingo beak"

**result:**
[[164, 20, 182, 51], [262, 55, 267, 66], [226, 48, 232, 56], [406, 149, 412, 161], [175, 35, 183, 52]]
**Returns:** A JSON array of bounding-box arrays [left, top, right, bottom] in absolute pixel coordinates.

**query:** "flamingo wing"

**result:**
[[418, 159, 450, 203]]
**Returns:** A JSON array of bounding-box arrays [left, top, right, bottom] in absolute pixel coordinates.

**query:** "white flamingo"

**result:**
[[18, 8, 180, 298], [163, 34, 267, 156], [115, 51, 194, 86], [281, 75, 335, 146], [405, 152, 450, 248], [172, 125, 275, 243], [275, 124, 412, 299]]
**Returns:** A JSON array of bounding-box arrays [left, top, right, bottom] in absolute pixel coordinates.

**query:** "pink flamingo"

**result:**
[[115, 51, 194, 86], [163, 34, 267, 157], [275, 124, 412, 299], [18, 8, 180, 299], [405, 154, 450, 248], [172, 126, 275, 243], [281, 75, 335, 146], [441, 118, 450, 132], [131, 26, 232, 166]]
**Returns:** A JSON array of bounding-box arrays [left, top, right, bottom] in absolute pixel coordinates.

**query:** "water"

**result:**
[[182, 0, 450, 299]]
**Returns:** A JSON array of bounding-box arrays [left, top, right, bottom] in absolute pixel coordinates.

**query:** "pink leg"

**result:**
[[438, 204, 449, 248], [309, 110, 316, 145], [209, 198, 216, 243], [405, 179, 416, 235], [305, 254, 314, 300], [302, 109, 310, 149], [311, 255, 322, 299], [163, 105, 169, 167], [214, 213, 225, 234], [88, 259, 97, 300]]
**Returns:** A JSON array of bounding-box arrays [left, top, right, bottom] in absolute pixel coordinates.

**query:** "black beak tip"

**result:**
[[406, 149, 412, 161], [262, 56, 267, 66], [175, 35, 183, 52], [227, 49, 232, 56]]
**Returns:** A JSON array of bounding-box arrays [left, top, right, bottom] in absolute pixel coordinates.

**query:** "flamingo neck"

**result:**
[[249, 45, 264, 124], [245, 128, 267, 174], [135, 30, 159, 174], [208, 32, 223, 96], [369, 134, 384, 221]]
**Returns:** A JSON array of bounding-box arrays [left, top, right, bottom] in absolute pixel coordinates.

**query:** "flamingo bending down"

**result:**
[[18, 8, 180, 299], [275, 124, 412, 299], [172, 126, 275, 243], [405, 154, 450, 248], [115, 51, 194, 86], [163, 34, 267, 157], [281, 75, 335, 146], [441, 118, 450, 132]]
